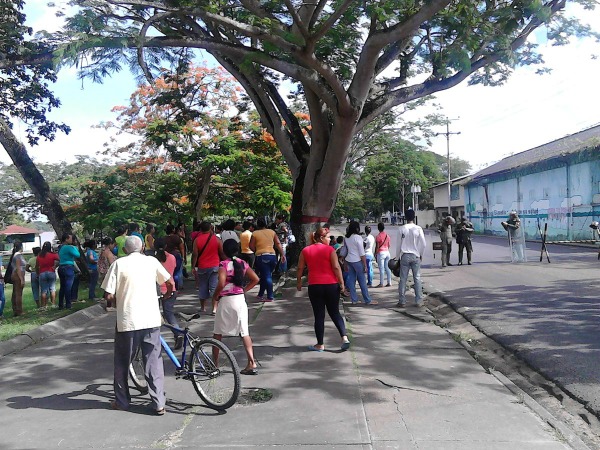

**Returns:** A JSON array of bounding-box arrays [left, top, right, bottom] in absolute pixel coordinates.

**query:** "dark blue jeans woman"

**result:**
[[255, 254, 277, 300], [58, 265, 75, 309]]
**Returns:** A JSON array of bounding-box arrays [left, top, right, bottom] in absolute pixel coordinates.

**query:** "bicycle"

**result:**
[[129, 312, 241, 410]]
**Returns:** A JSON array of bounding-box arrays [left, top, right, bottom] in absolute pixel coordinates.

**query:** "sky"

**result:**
[[7, 1, 600, 174]]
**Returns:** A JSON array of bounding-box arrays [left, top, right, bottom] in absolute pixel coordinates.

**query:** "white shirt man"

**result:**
[[102, 236, 174, 415], [396, 210, 427, 308]]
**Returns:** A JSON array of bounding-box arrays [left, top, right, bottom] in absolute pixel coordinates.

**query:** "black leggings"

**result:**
[[308, 284, 346, 345]]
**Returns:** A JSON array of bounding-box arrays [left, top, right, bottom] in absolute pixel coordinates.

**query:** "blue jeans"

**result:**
[[347, 260, 372, 304], [31, 272, 40, 304], [0, 283, 5, 316], [88, 269, 99, 299], [161, 292, 181, 337], [376, 251, 392, 285], [398, 253, 423, 305], [39, 271, 57, 295], [255, 254, 277, 299], [58, 265, 75, 309], [365, 255, 374, 285], [197, 267, 219, 300]]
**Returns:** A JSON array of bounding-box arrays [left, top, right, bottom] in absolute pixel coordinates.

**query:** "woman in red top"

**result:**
[[374, 222, 392, 287], [296, 226, 350, 352], [37, 241, 60, 308]]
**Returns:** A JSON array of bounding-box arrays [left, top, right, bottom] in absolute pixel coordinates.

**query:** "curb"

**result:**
[[490, 369, 591, 450], [0, 304, 106, 359]]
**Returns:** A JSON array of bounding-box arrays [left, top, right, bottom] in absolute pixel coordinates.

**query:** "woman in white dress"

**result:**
[[212, 239, 260, 375]]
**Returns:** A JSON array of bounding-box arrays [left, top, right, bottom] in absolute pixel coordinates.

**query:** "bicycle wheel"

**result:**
[[129, 346, 149, 394], [189, 338, 241, 410]]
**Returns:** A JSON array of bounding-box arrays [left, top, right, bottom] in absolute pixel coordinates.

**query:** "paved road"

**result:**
[[336, 224, 600, 415]]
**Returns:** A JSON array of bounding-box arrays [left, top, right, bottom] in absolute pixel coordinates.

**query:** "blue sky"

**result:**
[[8, 1, 600, 173]]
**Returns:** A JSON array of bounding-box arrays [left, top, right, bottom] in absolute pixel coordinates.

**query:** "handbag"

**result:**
[[338, 238, 348, 258], [3, 255, 14, 284], [388, 257, 400, 277]]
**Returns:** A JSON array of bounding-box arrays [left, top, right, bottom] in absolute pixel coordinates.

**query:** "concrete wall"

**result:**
[[465, 158, 600, 241]]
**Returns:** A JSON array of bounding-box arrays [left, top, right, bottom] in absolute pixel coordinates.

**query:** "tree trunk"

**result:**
[[0, 119, 73, 238], [191, 166, 212, 227]]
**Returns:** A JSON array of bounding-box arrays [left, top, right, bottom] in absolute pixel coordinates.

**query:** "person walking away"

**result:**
[[144, 224, 156, 256], [455, 217, 474, 265], [37, 241, 59, 309], [221, 219, 240, 243], [165, 224, 186, 291], [192, 221, 226, 313], [297, 226, 351, 352], [70, 236, 82, 302], [85, 240, 99, 300], [249, 218, 286, 302], [438, 216, 455, 267], [211, 239, 260, 375], [274, 213, 290, 274], [396, 209, 427, 308], [102, 236, 174, 415], [127, 222, 145, 251], [57, 233, 80, 310], [114, 226, 128, 258], [239, 221, 255, 268], [98, 237, 117, 310], [26, 247, 41, 308], [374, 222, 392, 287], [344, 221, 377, 305], [154, 238, 183, 349], [363, 226, 375, 286], [10, 241, 26, 316]]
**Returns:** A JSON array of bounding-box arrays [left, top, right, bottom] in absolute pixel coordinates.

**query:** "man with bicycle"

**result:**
[[102, 235, 174, 415]]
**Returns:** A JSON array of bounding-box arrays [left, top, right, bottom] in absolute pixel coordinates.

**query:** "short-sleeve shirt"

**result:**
[[240, 230, 253, 254], [159, 251, 176, 295], [301, 244, 338, 285], [115, 235, 127, 257], [37, 252, 59, 273], [252, 229, 276, 255], [364, 234, 375, 257], [86, 248, 98, 270], [375, 232, 391, 253], [101, 252, 170, 332], [195, 232, 220, 269], [220, 230, 240, 243], [344, 234, 366, 263], [219, 259, 249, 296], [58, 245, 80, 266]]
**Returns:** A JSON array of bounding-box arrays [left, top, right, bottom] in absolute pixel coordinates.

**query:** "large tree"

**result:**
[[7, 0, 599, 244], [0, 0, 72, 237]]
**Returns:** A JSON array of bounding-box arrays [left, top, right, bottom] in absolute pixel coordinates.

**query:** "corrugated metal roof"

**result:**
[[471, 124, 600, 181]]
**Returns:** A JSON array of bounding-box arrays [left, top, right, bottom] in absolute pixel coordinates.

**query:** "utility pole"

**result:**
[[436, 118, 461, 216]]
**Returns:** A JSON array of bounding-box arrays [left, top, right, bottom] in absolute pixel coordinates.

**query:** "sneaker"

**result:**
[[385, 283, 392, 287], [174, 335, 184, 350], [396, 302, 406, 308]]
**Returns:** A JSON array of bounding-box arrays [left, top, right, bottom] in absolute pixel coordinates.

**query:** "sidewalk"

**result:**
[[0, 275, 581, 449]]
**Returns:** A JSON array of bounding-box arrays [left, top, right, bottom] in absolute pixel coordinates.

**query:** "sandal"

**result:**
[[240, 368, 259, 375]]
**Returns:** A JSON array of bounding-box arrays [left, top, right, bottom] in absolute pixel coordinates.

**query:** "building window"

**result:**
[[529, 189, 536, 200], [543, 188, 550, 199], [450, 185, 460, 201]]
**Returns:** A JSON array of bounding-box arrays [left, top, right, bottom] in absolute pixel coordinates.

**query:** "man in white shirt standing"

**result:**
[[102, 236, 174, 415], [396, 209, 427, 308]]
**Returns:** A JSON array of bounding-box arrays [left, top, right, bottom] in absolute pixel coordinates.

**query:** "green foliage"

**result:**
[[0, 0, 69, 144]]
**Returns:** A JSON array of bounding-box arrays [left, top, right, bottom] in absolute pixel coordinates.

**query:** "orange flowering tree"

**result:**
[[105, 65, 292, 223]]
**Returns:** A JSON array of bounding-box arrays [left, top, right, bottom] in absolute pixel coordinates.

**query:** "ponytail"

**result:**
[[231, 257, 245, 287]]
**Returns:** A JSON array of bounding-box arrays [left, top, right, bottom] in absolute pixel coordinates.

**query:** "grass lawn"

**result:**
[[0, 282, 100, 342]]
